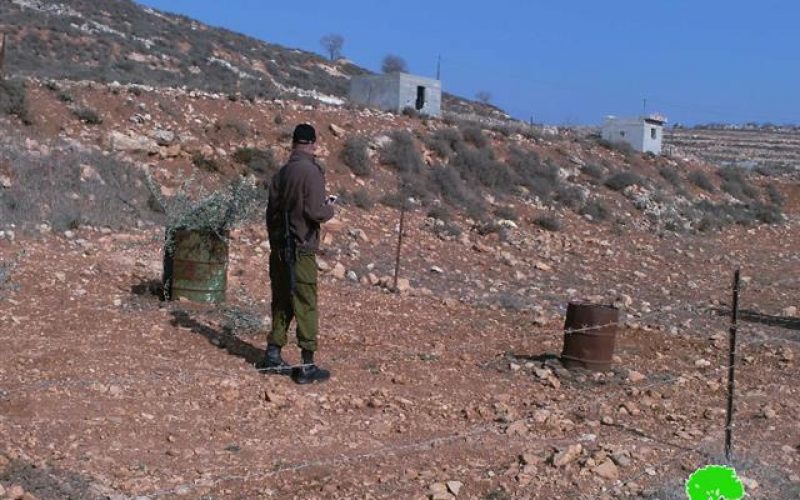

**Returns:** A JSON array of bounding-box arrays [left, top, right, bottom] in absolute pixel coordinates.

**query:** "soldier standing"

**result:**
[[260, 123, 335, 384]]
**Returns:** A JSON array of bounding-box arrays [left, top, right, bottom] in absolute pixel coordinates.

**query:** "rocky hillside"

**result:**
[[0, 0, 505, 119]]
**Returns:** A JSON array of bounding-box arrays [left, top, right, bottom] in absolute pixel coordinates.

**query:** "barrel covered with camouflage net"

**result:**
[[163, 229, 228, 303]]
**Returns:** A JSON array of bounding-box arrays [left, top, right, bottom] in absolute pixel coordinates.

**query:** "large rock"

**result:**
[[594, 459, 619, 480], [328, 123, 346, 137], [108, 131, 159, 154], [552, 444, 582, 467], [151, 129, 176, 146]]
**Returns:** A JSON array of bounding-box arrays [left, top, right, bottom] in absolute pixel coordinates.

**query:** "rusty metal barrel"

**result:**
[[163, 229, 228, 303], [560, 302, 619, 371]]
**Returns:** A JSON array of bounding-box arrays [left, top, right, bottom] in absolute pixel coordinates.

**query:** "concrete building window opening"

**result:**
[[619, 130, 626, 137], [415, 85, 426, 111], [651, 127, 657, 139]]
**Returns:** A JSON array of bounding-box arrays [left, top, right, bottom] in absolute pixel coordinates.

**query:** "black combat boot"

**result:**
[[257, 344, 291, 375], [292, 349, 330, 385]]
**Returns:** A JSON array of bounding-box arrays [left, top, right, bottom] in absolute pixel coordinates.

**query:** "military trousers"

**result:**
[[267, 249, 319, 352]]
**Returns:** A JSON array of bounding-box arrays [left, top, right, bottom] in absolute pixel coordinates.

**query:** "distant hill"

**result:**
[[0, 0, 507, 118], [665, 127, 800, 175]]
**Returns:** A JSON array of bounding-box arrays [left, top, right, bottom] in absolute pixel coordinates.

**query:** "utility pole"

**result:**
[[642, 97, 648, 116], [436, 54, 441, 80]]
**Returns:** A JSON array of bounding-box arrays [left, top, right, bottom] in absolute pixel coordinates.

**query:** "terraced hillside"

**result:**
[[665, 127, 800, 175]]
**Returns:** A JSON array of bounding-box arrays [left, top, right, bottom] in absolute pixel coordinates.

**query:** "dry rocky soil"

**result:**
[[0, 82, 799, 499]]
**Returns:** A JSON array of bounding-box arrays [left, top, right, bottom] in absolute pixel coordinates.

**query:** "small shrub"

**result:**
[[579, 200, 610, 221], [192, 152, 220, 172], [434, 222, 462, 238], [718, 167, 757, 199], [766, 184, 785, 206], [57, 91, 74, 103], [494, 205, 518, 221], [753, 203, 783, 224], [658, 166, 682, 187], [381, 131, 424, 174], [533, 214, 562, 232], [401, 106, 420, 118], [461, 126, 489, 148], [581, 164, 605, 179], [604, 171, 645, 191], [351, 188, 374, 210], [450, 146, 514, 193], [427, 128, 463, 159], [215, 118, 250, 138], [72, 106, 103, 125], [273, 114, 284, 125], [507, 148, 560, 200], [380, 192, 404, 209], [555, 185, 585, 210], [341, 136, 372, 177], [0, 80, 32, 124], [427, 205, 451, 222], [232, 147, 277, 177], [688, 171, 716, 192], [599, 138, 635, 157]]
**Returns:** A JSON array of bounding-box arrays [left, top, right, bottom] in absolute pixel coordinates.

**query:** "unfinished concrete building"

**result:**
[[349, 72, 442, 117]]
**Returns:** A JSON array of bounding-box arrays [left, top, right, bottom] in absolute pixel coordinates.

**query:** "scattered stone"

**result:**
[[782, 306, 797, 317], [532, 409, 550, 424], [107, 131, 159, 154], [694, 359, 711, 368], [329, 123, 346, 137], [506, 420, 528, 436], [395, 278, 411, 293], [627, 370, 646, 383], [533, 261, 552, 272], [615, 294, 633, 309], [331, 262, 346, 280], [740, 476, 759, 491], [446, 481, 463, 496], [429, 482, 454, 500], [151, 129, 176, 146], [430, 266, 444, 274], [6, 485, 25, 499], [594, 459, 619, 480], [552, 444, 582, 467], [761, 405, 777, 419], [346, 270, 358, 282], [316, 259, 331, 272]]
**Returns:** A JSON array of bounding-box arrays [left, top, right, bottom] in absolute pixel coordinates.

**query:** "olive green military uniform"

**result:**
[[267, 250, 318, 351], [266, 149, 334, 353]]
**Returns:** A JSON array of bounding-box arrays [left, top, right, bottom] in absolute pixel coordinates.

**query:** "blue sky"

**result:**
[[136, 0, 799, 126]]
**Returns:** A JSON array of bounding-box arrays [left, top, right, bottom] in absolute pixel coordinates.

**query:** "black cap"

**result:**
[[292, 123, 316, 144]]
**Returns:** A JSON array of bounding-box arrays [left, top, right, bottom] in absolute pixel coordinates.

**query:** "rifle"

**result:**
[[282, 210, 297, 297]]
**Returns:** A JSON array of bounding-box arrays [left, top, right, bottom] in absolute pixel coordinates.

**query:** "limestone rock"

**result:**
[[446, 481, 463, 496], [108, 131, 159, 154], [329, 123, 346, 137], [396, 278, 411, 293], [331, 263, 346, 280], [151, 129, 176, 146], [552, 444, 582, 467], [594, 459, 619, 480]]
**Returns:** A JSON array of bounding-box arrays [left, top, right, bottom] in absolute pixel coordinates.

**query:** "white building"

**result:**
[[601, 115, 667, 154], [349, 72, 442, 117]]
